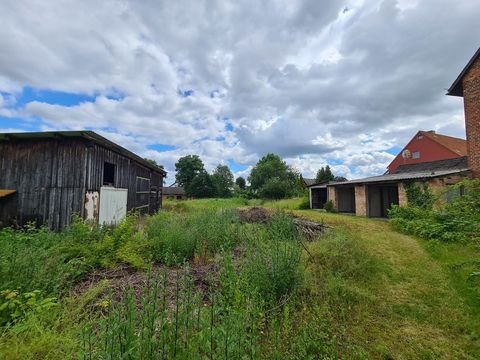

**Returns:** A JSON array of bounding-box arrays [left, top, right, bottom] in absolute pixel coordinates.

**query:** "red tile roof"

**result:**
[[421, 131, 467, 157]]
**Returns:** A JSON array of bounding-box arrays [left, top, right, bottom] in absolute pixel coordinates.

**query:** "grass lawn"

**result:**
[[294, 210, 480, 359]]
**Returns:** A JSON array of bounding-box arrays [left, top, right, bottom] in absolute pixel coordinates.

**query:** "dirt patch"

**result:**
[[238, 206, 271, 224], [71, 246, 249, 307], [73, 262, 218, 304], [238, 206, 330, 240]]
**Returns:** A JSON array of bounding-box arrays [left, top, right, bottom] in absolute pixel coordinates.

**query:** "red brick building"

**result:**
[[447, 47, 480, 179], [387, 130, 467, 174], [309, 47, 480, 216]]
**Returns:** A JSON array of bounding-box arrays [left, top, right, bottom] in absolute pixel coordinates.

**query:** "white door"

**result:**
[[99, 186, 128, 225]]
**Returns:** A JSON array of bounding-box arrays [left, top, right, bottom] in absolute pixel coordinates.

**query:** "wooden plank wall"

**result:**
[[0, 139, 88, 229], [86, 143, 164, 214], [0, 137, 164, 229]]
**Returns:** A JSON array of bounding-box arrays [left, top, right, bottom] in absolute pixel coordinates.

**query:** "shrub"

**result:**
[[259, 178, 292, 199], [0, 289, 57, 327], [404, 183, 436, 210], [323, 200, 336, 213], [389, 180, 480, 242], [298, 197, 310, 210]]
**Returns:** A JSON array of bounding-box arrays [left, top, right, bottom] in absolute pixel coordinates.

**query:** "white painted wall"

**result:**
[[99, 186, 128, 225]]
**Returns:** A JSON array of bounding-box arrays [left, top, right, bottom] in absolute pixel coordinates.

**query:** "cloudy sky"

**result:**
[[0, 0, 478, 182]]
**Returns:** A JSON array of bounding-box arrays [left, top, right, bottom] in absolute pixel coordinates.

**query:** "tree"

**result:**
[[143, 158, 164, 171], [316, 165, 335, 183], [248, 153, 298, 199], [175, 155, 205, 193], [211, 164, 234, 198], [235, 176, 246, 190], [187, 171, 216, 198]]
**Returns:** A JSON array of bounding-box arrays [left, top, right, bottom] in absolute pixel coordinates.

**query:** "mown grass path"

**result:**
[[294, 210, 480, 359]]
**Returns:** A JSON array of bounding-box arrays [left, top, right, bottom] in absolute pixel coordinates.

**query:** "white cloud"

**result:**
[[0, 0, 478, 179]]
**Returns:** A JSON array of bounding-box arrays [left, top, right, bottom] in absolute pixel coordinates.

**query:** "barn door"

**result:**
[[149, 186, 159, 213], [99, 186, 128, 225]]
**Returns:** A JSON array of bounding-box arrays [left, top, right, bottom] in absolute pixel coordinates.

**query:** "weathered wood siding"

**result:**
[[85, 143, 163, 214], [0, 139, 88, 229], [0, 137, 164, 230]]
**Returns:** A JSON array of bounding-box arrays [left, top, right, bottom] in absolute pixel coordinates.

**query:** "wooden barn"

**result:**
[[0, 131, 166, 230]]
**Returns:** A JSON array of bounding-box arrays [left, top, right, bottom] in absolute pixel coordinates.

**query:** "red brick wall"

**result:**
[[463, 57, 480, 178]]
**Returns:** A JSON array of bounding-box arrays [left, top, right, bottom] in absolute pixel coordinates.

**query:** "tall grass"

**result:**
[[1, 205, 308, 359], [84, 262, 263, 359], [146, 208, 243, 265], [83, 211, 305, 358]]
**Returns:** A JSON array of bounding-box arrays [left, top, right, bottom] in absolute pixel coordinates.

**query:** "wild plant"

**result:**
[[84, 261, 263, 359], [243, 211, 303, 304]]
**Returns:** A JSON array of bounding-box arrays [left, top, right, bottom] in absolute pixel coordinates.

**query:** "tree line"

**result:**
[[170, 153, 344, 199]]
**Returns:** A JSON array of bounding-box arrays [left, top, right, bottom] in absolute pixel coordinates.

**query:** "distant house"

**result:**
[[162, 186, 186, 200], [302, 178, 317, 187], [0, 131, 166, 229], [387, 130, 467, 174], [308, 47, 480, 216]]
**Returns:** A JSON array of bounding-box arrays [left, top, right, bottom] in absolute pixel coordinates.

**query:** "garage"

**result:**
[[336, 186, 356, 213], [310, 186, 328, 209], [367, 184, 399, 218]]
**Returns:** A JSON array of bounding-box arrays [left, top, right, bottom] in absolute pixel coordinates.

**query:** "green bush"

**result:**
[[404, 182, 436, 210], [323, 200, 336, 212], [298, 197, 310, 210], [0, 289, 57, 327], [389, 180, 480, 242]]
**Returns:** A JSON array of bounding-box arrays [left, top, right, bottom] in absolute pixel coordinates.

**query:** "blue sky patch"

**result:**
[[178, 89, 194, 97], [386, 146, 402, 156], [228, 159, 248, 173], [148, 143, 177, 152], [9, 86, 95, 108], [0, 116, 41, 131], [328, 159, 343, 166]]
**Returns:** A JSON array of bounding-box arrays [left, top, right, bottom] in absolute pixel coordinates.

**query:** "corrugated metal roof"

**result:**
[[307, 180, 342, 188], [163, 186, 186, 195], [0, 189, 16, 197], [329, 168, 469, 186], [303, 178, 317, 186], [0, 131, 167, 175], [393, 156, 468, 174]]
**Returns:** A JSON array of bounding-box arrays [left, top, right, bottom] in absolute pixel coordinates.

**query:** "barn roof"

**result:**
[[303, 178, 317, 187], [163, 186, 186, 195], [329, 157, 469, 186], [0, 131, 167, 175], [447, 47, 480, 97]]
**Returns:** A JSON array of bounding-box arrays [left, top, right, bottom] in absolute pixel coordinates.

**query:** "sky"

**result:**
[[0, 0, 478, 183]]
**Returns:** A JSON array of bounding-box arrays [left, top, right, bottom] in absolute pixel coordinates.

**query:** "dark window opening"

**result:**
[[103, 162, 115, 186]]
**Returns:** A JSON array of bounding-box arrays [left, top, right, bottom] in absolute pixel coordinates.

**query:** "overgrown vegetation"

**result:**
[[390, 179, 480, 242], [0, 205, 307, 358], [1, 198, 479, 359]]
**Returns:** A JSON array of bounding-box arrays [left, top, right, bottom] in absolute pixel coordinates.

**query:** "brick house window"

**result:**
[[412, 151, 420, 159]]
